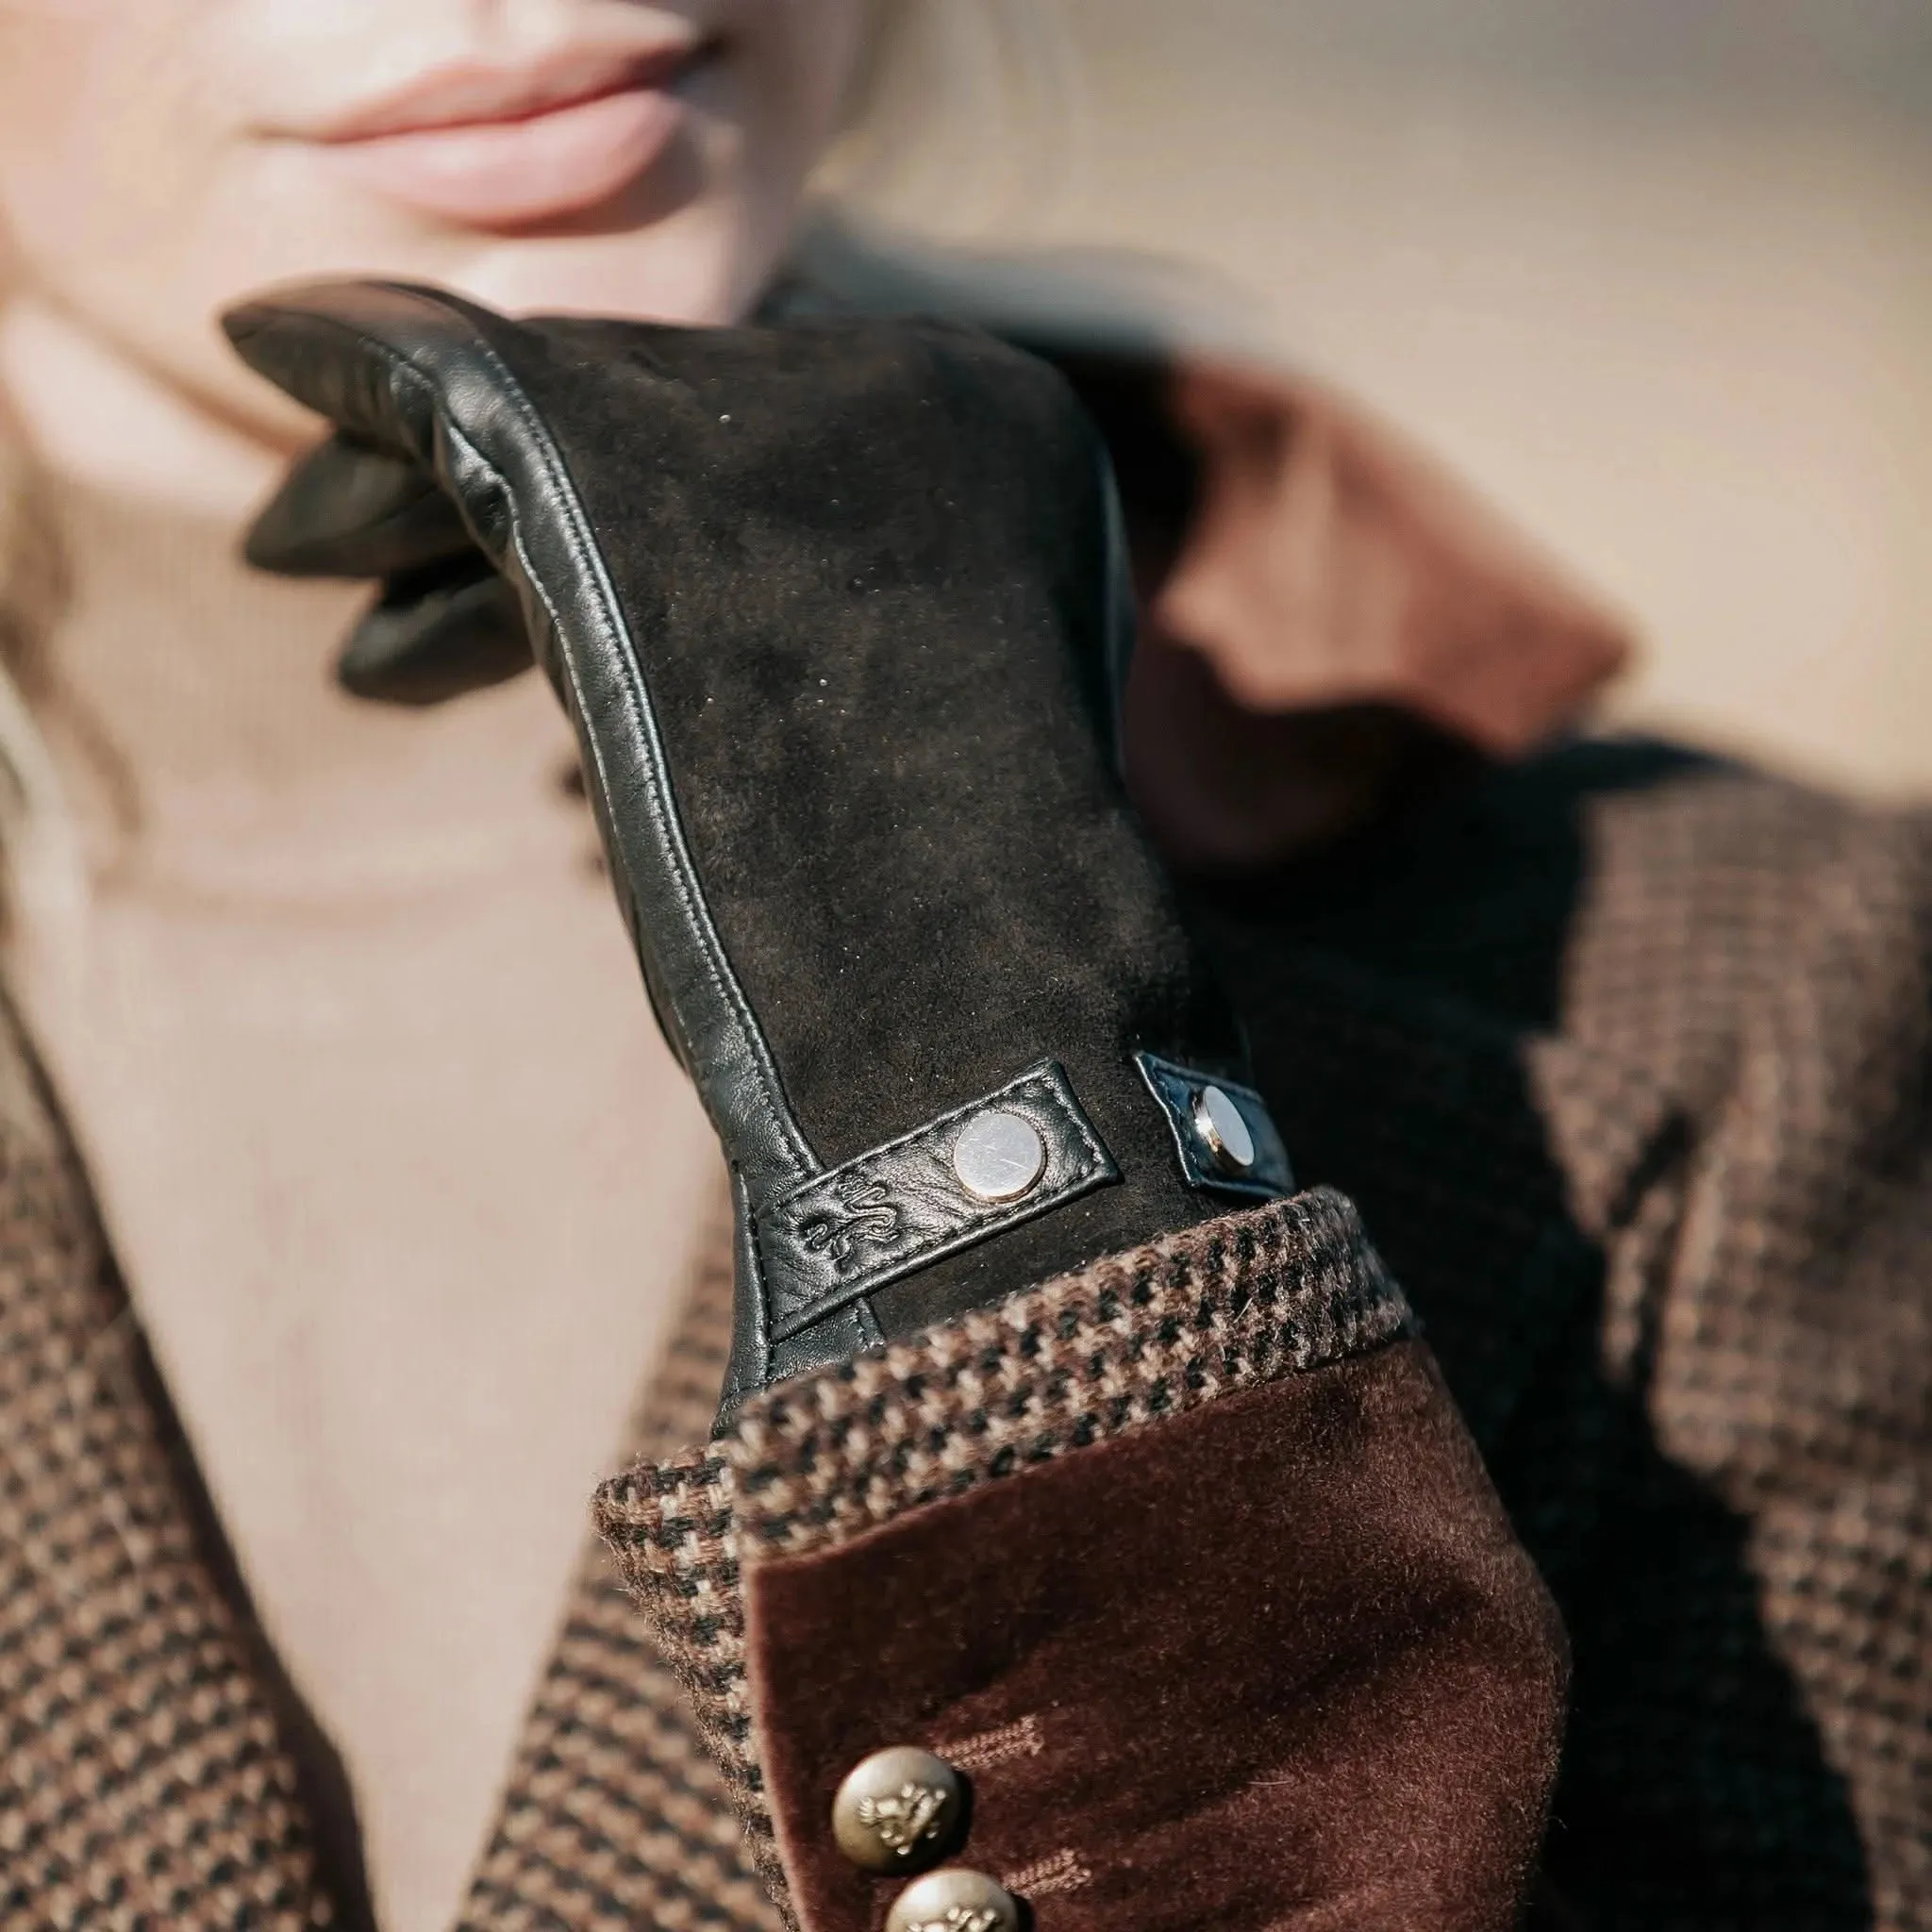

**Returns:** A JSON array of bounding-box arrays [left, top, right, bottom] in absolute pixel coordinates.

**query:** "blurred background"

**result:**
[[850, 0, 1932, 794]]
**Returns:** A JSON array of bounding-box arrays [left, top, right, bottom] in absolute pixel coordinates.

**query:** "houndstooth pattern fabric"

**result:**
[[591, 1185, 1413, 1909], [1554, 767, 1932, 1932], [4, 738, 1931, 1930], [0, 1008, 779, 1932], [453, 1201, 782, 1932], [1200, 742, 1932, 1932], [0, 1010, 334, 1929]]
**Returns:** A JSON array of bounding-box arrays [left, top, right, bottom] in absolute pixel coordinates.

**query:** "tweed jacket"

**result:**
[[2, 730, 1928, 1931]]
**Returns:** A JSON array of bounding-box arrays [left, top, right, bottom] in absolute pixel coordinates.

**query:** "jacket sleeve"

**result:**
[[595, 1186, 1568, 1932]]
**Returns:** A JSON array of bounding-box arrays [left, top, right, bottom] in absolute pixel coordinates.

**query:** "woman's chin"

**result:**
[[425, 193, 750, 327], [231, 109, 752, 329]]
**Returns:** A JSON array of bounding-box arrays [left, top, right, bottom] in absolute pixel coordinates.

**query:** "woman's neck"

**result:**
[[0, 295, 531, 913], [0, 294, 289, 523], [0, 292, 403, 816]]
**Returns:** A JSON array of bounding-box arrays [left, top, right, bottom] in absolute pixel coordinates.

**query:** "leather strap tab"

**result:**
[[757, 1061, 1117, 1341], [1135, 1051, 1294, 1200]]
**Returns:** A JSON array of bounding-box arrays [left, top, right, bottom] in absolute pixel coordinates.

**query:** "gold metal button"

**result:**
[[831, 1745, 966, 1875], [885, 1868, 1022, 1932]]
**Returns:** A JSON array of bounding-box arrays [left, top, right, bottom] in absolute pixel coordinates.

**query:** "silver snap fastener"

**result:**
[[951, 1109, 1046, 1202], [831, 1745, 966, 1875], [1194, 1084, 1257, 1174], [885, 1867, 1021, 1932]]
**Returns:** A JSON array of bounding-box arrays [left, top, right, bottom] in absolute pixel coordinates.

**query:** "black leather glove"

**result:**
[[226, 283, 1291, 1423]]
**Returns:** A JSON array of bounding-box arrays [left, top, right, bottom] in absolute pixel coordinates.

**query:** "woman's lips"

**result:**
[[305, 54, 698, 230]]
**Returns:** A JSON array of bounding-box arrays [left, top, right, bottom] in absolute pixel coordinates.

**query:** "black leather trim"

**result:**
[[755, 1061, 1118, 1341], [1134, 1050, 1294, 1200], [240, 285, 822, 1207], [719, 1166, 887, 1431], [718, 1165, 773, 1422]]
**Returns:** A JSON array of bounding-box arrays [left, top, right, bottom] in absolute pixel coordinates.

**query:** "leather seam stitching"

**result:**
[[342, 287, 819, 1195], [757, 1061, 1117, 1338]]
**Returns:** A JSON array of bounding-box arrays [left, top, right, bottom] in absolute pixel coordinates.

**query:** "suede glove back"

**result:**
[[226, 284, 1292, 1421]]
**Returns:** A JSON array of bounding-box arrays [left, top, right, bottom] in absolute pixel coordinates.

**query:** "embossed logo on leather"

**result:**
[[796, 1174, 902, 1269], [857, 1780, 951, 1857], [758, 1059, 1119, 1340]]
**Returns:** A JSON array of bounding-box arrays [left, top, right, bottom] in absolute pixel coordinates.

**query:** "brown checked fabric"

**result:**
[[0, 1006, 777, 1932], [0, 997, 335, 1928], [592, 1189, 1568, 1931], [4, 738, 1932, 1930], [454, 1201, 781, 1932], [1197, 741, 1932, 1930], [593, 1189, 1413, 1876]]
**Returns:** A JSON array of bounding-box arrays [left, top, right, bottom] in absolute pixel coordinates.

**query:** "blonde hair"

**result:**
[[818, 0, 1088, 241], [796, 0, 1269, 362]]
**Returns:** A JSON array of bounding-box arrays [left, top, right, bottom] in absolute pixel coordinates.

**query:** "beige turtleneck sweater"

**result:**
[[10, 482, 721, 1932]]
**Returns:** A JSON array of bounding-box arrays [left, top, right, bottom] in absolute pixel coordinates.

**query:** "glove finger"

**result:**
[[226, 285, 543, 706], [224, 282, 453, 459], [339, 562, 533, 706], [225, 281, 550, 589], [246, 432, 473, 579]]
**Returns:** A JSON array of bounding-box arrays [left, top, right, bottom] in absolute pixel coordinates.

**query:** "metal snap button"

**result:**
[[885, 1867, 1022, 1932], [831, 1745, 966, 1875], [1193, 1083, 1257, 1174], [951, 1108, 1046, 1202]]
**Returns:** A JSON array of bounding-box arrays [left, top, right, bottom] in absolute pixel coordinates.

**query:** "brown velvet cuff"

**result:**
[[595, 1188, 1564, 1930]]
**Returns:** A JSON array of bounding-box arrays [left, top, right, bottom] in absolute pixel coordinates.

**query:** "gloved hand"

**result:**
[[225, 283, 1291, 1424]]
